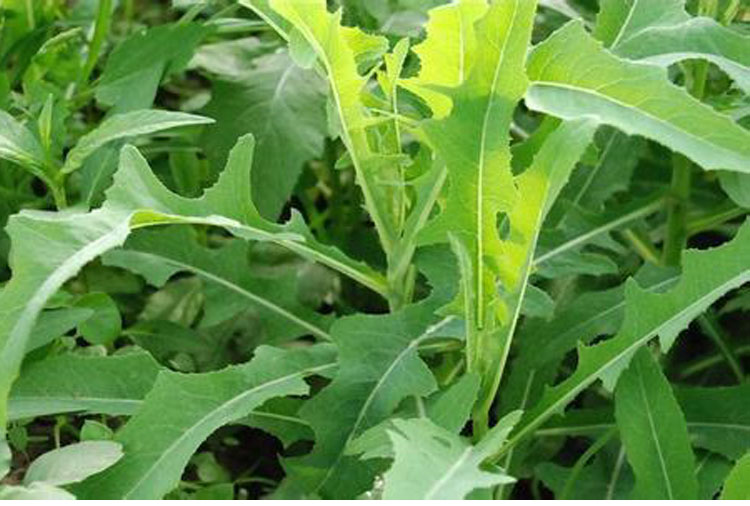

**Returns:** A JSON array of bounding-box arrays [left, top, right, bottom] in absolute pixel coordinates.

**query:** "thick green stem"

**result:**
[[663, 0, 719, 265]]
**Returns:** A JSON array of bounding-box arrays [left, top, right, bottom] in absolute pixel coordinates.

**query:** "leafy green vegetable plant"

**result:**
[[0, 0, 748, 500]]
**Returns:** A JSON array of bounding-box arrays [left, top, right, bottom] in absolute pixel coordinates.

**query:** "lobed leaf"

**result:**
[[72, 345, 336, 499]]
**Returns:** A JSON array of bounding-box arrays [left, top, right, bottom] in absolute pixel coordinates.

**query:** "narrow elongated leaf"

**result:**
[[73, 345, 336, 499], [62, 110, 214, 175], [381, 412, 520, 500], [8, 350, 161, 421], [0, 135, 383, 438], [526, 22, 750, 173], [498, 220, 750, 459], [615, 348, 698, 499], [284, 249, 457, 498], [415, 0, 539, 421], [24, 441, 123, 486], [596, 0, 750, 93], [105, 227, 333, 342]]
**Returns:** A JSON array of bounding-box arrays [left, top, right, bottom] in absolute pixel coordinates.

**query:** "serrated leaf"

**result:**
[[615, 348, 698, 499], [526, 21, 750, 173], [381, 412, 520, 500], [0, 134, 383, 438], [62, 110, 214, 175], [24, 441, 123, 486], [8, 350, 161, 421], [73, 345, 336, 499], [499, 220, 750, 459], [596, 0, 750, 93], [414, 0, 539, 424]]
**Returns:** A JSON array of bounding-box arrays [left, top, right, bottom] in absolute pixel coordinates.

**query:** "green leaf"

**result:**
[[106, 227, 333, 343], [499, 220, 750, 459], [62, 110, 214, 175], [720, 172, 750, 208], [258, 0, 399, 253], [74, 292, 122, 346], [96, 23, 210, 112], [0, 110, 52, 182], [8, 350, 161, 421], [720, 453, 750, 500], [526, 21, 750, 173], [73, 345, 336, 499], [615, 348, 698, 499], [381, 412, 520, 500], [200, 49, 328, 219], [596, 0, 750, 93], [27, 307, 95, 352], [283, 249, 457, 498], [414, 0, 540, 425], [0, 482, 76, 500], [676, 383, 750, 460], [24, 441, 123, 486], [0, 134, 384, 437], [398, 0, 488, 118]]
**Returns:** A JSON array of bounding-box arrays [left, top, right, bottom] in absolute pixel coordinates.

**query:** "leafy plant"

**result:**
[[0, 0, 748, 500]]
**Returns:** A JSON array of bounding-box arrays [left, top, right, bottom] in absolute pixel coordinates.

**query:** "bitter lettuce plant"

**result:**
[[0, 0, 749, 500]]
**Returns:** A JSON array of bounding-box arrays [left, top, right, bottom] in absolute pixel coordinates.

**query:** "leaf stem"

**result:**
[[697, 311, 744, 383], [560, 427, 618, 499]]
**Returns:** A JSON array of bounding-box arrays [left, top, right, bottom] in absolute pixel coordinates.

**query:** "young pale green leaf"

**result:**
[[24, 441, 123, 486], [479, 119, 595, 418], [498, 220, 750, 460], [415, 0, 539, 423], [73, 345, 336, 499], [283, 249, 457, 498], [8, 350, 161, 421], [381, 412, 521, 500], [105, 227, 333, 342], [596, 0, 750, 93], [62, 110, 214, 175], [199, 49, 328, 219], [526, 21, 750, 173], [257, 0, 399, 253], [721, 453, 750, 500], [0, 135, 383, 439], [0, 110, 52, 181], [399, 0, 488, 118], [615, 348, 698, 499]]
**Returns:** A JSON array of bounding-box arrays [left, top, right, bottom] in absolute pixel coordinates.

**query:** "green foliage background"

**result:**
[[0, 0, 749, 500]]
